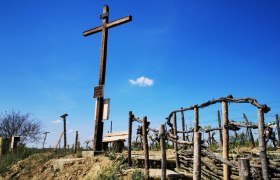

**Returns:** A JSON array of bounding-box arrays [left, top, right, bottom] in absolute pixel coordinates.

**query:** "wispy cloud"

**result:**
[[51, 119, 61, 124], [68, 129, 73, 134], [129, 76, 154, 87]]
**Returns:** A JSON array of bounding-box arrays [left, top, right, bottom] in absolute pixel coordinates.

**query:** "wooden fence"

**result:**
[[128, 96, 280, 180]]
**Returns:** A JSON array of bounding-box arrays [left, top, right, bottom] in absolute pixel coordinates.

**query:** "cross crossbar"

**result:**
[[83, 16, 132, 36]]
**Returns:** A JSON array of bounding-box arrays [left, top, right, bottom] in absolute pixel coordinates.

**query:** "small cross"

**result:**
[[42, 131, 50, 149], [60, 113, 68, 150]]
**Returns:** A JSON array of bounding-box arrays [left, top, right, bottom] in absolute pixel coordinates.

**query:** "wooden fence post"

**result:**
[[193, 107, 200, 179], [173, 112, 180, 169], [222, 101, 230, 180], [110, 120, 112, 133], [258, 108, 269, 180], [194, 106, 199, 132], [276, 114, 280, 146], [0, 137, 2, 157], [74, 131, 78, 154], [217, 110, 223, 147], [193, 132, 201, 180], [181, 108, 186, 141], [238, 158, 250, 180], [160, 124, 167, 180], [207, 131, 211, 146], [128, 111, 133, 167], [142, 116, 149, 179]]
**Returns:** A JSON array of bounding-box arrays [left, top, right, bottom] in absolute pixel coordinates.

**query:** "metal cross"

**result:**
[[83, 5, 132, 151]]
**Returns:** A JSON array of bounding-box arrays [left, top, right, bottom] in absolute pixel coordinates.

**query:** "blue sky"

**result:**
[[1, 1, 280, 147]]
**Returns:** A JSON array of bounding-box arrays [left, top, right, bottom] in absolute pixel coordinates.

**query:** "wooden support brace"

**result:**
[[218, 110, 223, 147], [55, 131, 64, 151], [193, 132, 201, 180]]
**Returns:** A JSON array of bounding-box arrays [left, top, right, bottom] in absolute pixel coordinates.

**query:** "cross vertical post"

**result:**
[[83, 5, 132, 152]]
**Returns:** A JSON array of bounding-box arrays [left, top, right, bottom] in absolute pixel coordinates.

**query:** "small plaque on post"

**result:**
[[10, 136, 20, 151], [93, 85, 104, 98], [103, 98, 110, 120]]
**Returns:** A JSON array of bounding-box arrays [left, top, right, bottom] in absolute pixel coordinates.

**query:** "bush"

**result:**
[[0, 148, 42, 174], [131, 169, 144, 180], [97, 155, 128, 180]]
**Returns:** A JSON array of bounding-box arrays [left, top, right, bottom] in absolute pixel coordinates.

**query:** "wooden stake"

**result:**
[[74, 131, 78, 154], [159, 124, 167, 180], [222, 101, 230, 180], [257, 108, 269, 180], [238, 158, 250, 180], [128, 111, 133, 167], [142, 116, 149, 179], [193, 132, 201, 180], [173, 112, 180, 169], [243, 113, 255, 148], [217, 110, 223, 147], [276, 114, 280, 146]]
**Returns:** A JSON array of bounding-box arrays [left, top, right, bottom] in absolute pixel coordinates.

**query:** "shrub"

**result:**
[[131, 169, 144, 180]]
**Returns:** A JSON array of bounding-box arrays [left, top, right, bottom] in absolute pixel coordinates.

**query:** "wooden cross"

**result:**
[[42, 131, 50, 149], [83, 5, 132, 152], [60, 113, 68, 150]]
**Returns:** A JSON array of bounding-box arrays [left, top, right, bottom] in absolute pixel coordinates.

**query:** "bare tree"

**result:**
[[0, 110, 42, 145]]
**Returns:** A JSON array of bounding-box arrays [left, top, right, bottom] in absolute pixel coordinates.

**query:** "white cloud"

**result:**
[[68, 129, 74, 134], [129, 76, 154, 87], [51, 119, 62, 124]]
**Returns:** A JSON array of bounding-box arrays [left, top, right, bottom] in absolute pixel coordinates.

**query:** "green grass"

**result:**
[[131, 169, 144, 180], [0, 148, 43, 174]]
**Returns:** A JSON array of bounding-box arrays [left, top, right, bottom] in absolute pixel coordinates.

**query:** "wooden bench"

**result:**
[[103, 131, 128, 152]]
